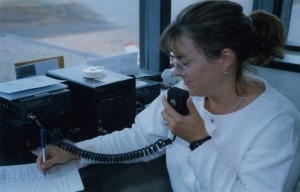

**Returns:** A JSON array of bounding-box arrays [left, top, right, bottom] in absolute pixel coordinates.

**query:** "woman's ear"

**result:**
[[220, 48, 234, 73]]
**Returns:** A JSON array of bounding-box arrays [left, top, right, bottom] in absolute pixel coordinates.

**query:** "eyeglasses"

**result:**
[[170, 57, 188, 76], [170, 52, 215, 76]]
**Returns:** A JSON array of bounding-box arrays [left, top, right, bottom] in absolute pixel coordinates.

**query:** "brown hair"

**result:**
[[160, 0, 285, 95]]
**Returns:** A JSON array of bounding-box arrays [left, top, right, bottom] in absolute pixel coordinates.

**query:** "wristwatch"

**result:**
[[189, 136, 212, 151]]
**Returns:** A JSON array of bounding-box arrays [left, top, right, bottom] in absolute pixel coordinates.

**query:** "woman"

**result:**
[[37, 1, 300, 191]]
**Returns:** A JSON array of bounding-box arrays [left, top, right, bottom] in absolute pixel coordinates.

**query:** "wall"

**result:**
[[253, 65, 300, 111]]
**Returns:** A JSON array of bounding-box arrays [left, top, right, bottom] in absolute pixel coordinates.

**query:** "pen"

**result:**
[[40, 128, 46, 176]]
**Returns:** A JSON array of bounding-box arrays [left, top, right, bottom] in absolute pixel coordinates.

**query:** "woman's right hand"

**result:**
[[36, 145, 78, 173]]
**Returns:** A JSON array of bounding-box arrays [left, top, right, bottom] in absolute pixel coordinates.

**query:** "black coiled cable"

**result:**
[[54, 136, 176, 163], [28, 112, 176, 163]]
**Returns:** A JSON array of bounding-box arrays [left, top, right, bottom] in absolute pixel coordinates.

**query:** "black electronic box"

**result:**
[[0, 88, 71, 157], [46, 65, 136, 141]]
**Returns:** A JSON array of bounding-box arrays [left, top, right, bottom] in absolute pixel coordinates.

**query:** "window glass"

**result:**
[[171, 0, 197, 20], [171, 0, 253, 20], [0, 0, 139, 57], [287, 0, 300, 45], [231, 0, 253, 15]]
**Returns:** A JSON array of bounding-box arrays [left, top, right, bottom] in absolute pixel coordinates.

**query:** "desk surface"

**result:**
[[0, 146, 134, 189]]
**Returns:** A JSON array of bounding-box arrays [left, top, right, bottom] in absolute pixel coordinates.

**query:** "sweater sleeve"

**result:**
[[75, 92, 171, 164]]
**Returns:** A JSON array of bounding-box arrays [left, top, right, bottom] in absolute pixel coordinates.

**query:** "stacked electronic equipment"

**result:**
[[0, 65, 161, 160], [46, 65, 136, 142], [0, 82, 71, 157]]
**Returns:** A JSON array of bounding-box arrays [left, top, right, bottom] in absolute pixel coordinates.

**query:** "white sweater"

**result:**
[[76, 76, 300, 192]]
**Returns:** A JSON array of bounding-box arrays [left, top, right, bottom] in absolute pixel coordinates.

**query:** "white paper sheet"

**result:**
[[0, 75, 67, 101], [0, 75, 64, 94], [0, 83, 67, 101], [0, 161, 84, 192]]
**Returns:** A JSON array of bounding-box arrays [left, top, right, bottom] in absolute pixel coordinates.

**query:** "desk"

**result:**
[[0, 145, 135, 191], [80, 163, 135, 191]]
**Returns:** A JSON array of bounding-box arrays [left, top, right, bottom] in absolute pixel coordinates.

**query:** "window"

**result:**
[[287, 0, 300, 46], [0, 1, 139, 61], [41, 1, 139, 57], [1, 0, 299, 79], [171, 0, 253, 19], [0, 1, 140, 82]]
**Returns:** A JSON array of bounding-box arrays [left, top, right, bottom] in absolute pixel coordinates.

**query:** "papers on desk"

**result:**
[[0, 75, 66, 101], [0, 161, 84, 192]]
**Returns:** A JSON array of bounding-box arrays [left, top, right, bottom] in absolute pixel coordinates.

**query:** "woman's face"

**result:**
[[172, 36, 224, 96]]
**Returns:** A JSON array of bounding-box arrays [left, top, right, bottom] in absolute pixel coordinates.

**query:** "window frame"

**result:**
[[139, 0, 171, 72]]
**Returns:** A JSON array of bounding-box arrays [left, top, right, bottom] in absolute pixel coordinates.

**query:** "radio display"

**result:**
[[25, 98, 50, 109]]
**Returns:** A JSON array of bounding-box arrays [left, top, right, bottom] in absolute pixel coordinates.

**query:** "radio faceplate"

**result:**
[[1, 89, 71, 120]]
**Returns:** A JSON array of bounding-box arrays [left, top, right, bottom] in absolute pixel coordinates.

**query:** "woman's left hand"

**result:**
[[161, 95, 208, 142]]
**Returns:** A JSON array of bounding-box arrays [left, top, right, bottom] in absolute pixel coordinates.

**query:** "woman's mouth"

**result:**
[[184, 80, 191, 87]]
